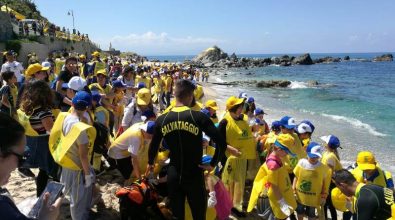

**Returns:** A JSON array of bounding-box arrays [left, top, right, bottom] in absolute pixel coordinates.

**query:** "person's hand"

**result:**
[[345, 197, 353, 211], [227, 145, 242, 157], [84, 174, 93, 188], [145, 164, 155, 177], [198, 164, 214, 173], [278, 198, 291, 216], [38, 192, 63, 220]]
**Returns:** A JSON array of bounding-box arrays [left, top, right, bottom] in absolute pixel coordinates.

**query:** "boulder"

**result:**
[[373, 54, 393, 62], [193, 46, 228, 63], [344, 55, 350, 61], [292, 53, 313, 65], [314, 56, 341, 64], [230, 53, 238, 61], [256, 80, 291, 88], [271, 57, 281, 65]]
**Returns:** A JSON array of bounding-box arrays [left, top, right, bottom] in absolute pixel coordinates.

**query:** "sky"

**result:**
[[34, 0, 395, 56]]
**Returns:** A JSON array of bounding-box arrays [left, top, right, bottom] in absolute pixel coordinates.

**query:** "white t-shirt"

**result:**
[[1, 61, 24, 82], [108, 128, 142, 159]]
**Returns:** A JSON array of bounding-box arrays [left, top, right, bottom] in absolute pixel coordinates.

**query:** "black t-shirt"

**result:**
[[58, 70, 77, 83], [0, 194, 31, 220], [148, 106, 226, 180], [355, 184, 394, 220]]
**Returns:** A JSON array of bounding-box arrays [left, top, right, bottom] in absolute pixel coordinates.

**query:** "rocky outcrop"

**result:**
[[314, 56, 341, 64], [0, 12, 14, 41], [256, 80, 291, 88], [193, 45, 228, 63], [373, 54, 393, 62], [292, 53, 314, 65], [344, 55, 350, 61]]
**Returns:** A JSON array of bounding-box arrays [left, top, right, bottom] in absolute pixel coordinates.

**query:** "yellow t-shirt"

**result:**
[[321, 151, 342, 172]]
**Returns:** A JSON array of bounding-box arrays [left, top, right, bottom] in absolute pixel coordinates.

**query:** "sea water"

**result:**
[[150, 53, 395, 173]]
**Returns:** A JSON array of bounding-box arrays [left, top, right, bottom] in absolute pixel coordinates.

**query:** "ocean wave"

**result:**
[[321, 113, 387, 137], [289, 81, 309, 89]]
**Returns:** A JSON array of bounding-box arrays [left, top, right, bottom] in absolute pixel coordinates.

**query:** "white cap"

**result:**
[[41, 61, 51, 68], [297, 122, 313, 134], [202, 133, 210, 142], [68, 76, 87, 91], [239, 92, 248, 99]]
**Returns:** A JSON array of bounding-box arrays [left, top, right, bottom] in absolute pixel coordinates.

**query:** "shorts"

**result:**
[[115, 156, 133, 179], [296, 202, 316, 218]]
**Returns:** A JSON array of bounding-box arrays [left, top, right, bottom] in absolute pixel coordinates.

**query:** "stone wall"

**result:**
[[0, 12, 14, 41]]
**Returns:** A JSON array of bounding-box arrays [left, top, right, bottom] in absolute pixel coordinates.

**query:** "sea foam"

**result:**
[[321, 113, 387, 137], [289, 81, 308, 89]]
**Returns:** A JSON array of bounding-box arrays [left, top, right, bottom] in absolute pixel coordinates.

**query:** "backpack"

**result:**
[[115, 179, 166, 220], [92, 121, 109, 154]]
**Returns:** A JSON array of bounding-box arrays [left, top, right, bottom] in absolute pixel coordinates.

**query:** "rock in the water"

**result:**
[[373, 54, 393, 62], [344, 55, 350, 61], [314, 56, 341, 64], [256, 80, 291, 88], [292, 53, 314, 65], [230, 53, 238, 61], [193, 46, 228, 63]]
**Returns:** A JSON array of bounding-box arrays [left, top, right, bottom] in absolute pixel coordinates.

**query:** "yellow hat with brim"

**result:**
[[137, 88, 151, 105], [356, 151, 376, 170], [226, 96, 244, 110], [79, 54, 86, 59], [205, 100, 218, 111], [274, 133, 296, 156], [92, 51, 100, 57], [26, 63, 49, 77], [95, 69, 108, 76]]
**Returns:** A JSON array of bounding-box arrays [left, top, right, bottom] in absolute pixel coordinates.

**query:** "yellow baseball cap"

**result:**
[[226, 96, 244, 110], [274, 133, 296, 156], [91, 51, 100, 57], [79, 54, 86, 59], [137, 88, 151, 105], [25, 63, 49, 77], [205, 100, 218, 111], [95, 69, 108, 76], [356, 151, 376, 170]]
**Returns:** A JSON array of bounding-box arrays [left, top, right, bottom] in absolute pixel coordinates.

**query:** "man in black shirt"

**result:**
[[333, 169, 394, 220], [147, 79, 227, 220], [55, 57, 79, 94]]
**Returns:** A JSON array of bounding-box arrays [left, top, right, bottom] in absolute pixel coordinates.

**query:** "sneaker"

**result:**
[[18, 168, 36, 178]]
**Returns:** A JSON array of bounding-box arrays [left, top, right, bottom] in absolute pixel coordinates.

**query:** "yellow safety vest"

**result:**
[[321, 151, 342, 172], [94, 105, 110, 128], [283, 133, 306, 173], [90, 60, 105, 75], [293, 161, 331, 208], [248, 162, 297, 218], [49, 112, 96, 170], [352, 166, 392, 188], [54, 59, 65, 75], [223, 113, 256, 159], [17, 109, 40, 137], [153, 77, 163, 94], [194, 85, 204, 102]]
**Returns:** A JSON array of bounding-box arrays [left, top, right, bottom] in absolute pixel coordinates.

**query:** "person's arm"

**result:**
[[148, 117, 164, 165], [355, 187, 379, 220], [131, 154, 141, 178], [41, 114, 54, 133], [128, 137, 142, 178], [77, 131, 90, 175], [200, 113, 226, 168]]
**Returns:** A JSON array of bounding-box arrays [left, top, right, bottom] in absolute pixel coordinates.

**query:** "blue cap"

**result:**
[[247, 97, 255, 103], [300, 120, 315, 133], [280, 116, 297, 129], [200, 108, 210, 118], [274, 140, 296, 157], [202, 155, 213, 165], [254, 108, 266, 115], [72, 91, 92, 110], [136, 82, 146, 89], [91, 91, 102, 103], [320, 135, 342, 149], [141, 121, 155, 135], [112, 80, 127, 88], [306, 142, 323, 158], [271, 120, 281, 130], [62, 83, 69, 89]]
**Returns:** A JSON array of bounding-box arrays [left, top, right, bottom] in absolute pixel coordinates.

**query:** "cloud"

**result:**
[[97, 31, 225, 54]]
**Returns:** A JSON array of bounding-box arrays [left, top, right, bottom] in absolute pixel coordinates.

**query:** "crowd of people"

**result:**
[[0, 49, 394, 220]]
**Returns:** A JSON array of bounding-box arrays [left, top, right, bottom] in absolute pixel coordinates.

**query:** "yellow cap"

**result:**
[[79, 54, 86, 59], [137, 88, 151, 105], [205, 100, 218, 111], [91, 51, 100, 57], [25, 63, 49, 77], [356, 151, 376, 170], [275, 133, 295, 149], [95, 69, 108, 76], [226, 96, 244, 110]]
